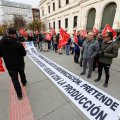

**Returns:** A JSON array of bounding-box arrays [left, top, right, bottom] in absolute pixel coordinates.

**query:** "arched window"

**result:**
[[86, 8, 96, 30], [101, 2, 117, 29]]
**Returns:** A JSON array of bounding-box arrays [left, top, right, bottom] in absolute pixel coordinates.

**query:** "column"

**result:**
[[113, 7, 120, 29]]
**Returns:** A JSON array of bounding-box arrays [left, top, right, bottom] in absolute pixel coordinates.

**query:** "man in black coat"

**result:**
[[0, 28, 27, 100]]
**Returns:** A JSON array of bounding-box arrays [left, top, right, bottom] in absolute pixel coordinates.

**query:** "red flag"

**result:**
[[19, 29, 28, 36], [58, 27, 70, 49], [0, 57, 5, 72], [93, 27, 99, 34], [45, 33, 52, 41], [80, 29, 87, 37], [19, 29, 25, 35], [74, 31, 78, 45], [102, 24, 117, 38]]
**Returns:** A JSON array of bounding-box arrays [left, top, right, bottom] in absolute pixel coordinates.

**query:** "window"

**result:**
[[42, 9, 44, 16], [73, 16, 77, 27], [48, 6, 50, 13], [58, 0, 61, 8], [65, 18, 68, 28], [53, 21, 55, 29], [58, 20, 61, 29], [49, 23, 51, 30], [66, 0, 69, 5], [53, 2, 55, 11]]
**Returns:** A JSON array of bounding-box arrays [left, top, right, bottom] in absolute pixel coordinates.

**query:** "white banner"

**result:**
[[25, 42, 120, 120]]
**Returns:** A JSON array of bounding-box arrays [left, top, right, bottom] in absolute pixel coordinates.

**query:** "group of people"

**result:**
[[0, 27, 119, 101], [79, 31, 119, 88], [27, 30, 119, 88]]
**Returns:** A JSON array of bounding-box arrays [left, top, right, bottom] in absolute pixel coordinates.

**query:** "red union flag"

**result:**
[[19, 28, 25, 35], [74, 31, 78, 45], [102, 24, 117, 38], [19, 28, 28, 36], [80, 29, 87, 37], [45, 33, 52, 41], [93, 27, 99, 34], [0, 57, 5, 72], [58, 27, 70, 49]]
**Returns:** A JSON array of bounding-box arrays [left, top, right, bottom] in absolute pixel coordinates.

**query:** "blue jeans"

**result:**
[[65, 45, 70, 55]]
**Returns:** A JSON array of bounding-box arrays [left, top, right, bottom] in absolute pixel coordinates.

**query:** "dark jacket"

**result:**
[[74, 36, 83, 51], [99, 41, 118, 64], [39, 33, 43, 42], [0, 36, 26, 71], [66, 38, 71, 45], [18, 36, 25, 42]]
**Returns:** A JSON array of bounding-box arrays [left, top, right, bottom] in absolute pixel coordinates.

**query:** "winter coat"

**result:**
[[82, 40, 99, 59], [0, 36, 26, 71], [99, 41, 118, 64]]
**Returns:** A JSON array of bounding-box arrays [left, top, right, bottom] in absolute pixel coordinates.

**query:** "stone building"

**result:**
[[39, 0, 120, 33], [0, 0, 32, 24]]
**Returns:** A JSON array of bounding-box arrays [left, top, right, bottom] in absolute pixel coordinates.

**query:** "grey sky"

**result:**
[[9, 0, 40, 8]]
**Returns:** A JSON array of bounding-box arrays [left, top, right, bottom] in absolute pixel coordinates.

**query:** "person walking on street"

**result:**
[[80, 32, 99, 78], [94, 32, 118, 87], [0, 28, 27, 100]]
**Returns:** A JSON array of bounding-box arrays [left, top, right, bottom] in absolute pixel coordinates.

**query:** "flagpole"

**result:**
[[104, 36, 120, 53]]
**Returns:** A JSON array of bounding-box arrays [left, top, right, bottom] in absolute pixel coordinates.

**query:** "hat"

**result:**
[[7, 28, 17, 35]]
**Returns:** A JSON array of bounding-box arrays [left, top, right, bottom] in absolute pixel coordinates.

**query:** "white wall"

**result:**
[[40, 0, 120, 33]]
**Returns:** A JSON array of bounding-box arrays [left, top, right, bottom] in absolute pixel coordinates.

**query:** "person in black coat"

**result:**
[[0, 28, 27, 100], [18, 34, 25, 42]]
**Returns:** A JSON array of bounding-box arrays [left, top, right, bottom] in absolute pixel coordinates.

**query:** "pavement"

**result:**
[[0, 48, 120, 120]]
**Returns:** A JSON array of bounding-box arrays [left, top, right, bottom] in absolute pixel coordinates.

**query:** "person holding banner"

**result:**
[[94, 32, 119, 87], [80, 32, 99, 78], [0, 28, 27, 100]]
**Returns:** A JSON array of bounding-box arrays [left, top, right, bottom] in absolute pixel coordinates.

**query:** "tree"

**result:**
[[13, 15, 26, 30], [0, 24, 9, 35], [27, 20, 43, 32]]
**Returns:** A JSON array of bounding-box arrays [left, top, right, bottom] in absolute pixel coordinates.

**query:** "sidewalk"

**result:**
[[0, 49, 120, 120]]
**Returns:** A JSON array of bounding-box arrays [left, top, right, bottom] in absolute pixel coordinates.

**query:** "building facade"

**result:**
[[32, 8, 40, 21], [39, 0, 120, 33], [0, 0, 32, 24]]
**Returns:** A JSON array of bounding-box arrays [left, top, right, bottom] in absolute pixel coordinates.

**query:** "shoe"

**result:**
[[80, 64, 83, 67], [23, 81, 27, 86], [87, 75, 91, 78], [94, 78, 100, 82], [18, 96, 23, 100], [103, 83, 108, 88], [80, 72, 85, 75]]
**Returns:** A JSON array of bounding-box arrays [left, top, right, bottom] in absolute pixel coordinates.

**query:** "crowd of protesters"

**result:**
[[21, 29, 120, 87], [0, 27, 119, 101], [28, 30, 119, 88]]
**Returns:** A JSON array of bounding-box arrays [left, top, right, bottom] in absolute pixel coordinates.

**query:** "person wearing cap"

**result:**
[[0, 28, 27, 100]]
